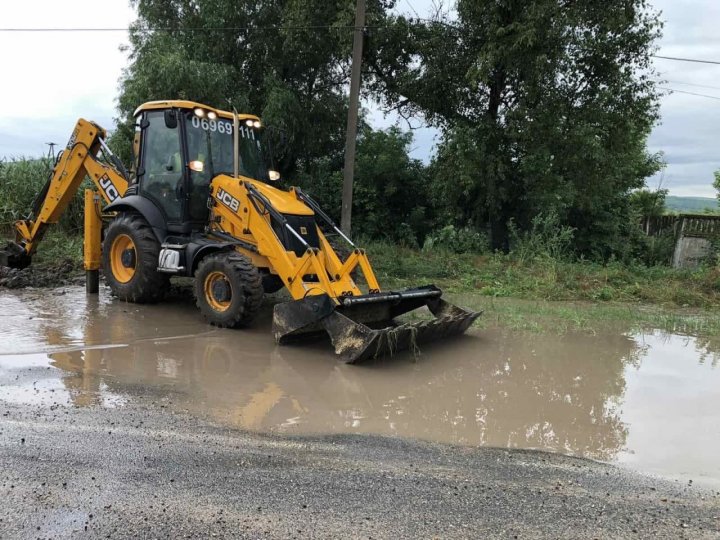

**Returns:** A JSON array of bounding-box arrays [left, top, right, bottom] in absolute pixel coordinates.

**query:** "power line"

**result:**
[[652, 55, 720, 66], [655, 79, 720, 92], [403, 0, 422, 20], [0, 25, 380, 32], [659, 87, 720, 101]]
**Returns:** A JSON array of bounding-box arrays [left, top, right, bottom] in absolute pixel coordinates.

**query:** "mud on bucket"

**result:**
[[272, 285, 482, 364]]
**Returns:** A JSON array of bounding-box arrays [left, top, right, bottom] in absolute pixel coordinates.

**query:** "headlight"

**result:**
[[194, 108, 205, 118], [253, 120, 261, 129], [268, 170, 280, 181], [245, 119, 254, 127], [207, 111, 217, 120]]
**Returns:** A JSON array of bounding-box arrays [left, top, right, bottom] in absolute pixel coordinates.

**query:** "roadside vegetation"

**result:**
[[371, 242, 720, 308]]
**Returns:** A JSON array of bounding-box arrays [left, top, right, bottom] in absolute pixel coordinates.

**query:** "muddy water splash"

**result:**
[[1, 286, 719, 486]]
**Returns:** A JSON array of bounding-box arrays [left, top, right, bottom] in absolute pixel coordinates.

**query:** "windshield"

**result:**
[[185, 112, 266, 181]]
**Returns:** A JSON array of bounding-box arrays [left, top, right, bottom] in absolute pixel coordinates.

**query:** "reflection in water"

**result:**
[[1, 287, 719, 485], [46, 311, 643, 462]]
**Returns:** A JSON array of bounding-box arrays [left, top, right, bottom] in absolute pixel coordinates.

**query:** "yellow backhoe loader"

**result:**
[[0, 100, 480, 363]]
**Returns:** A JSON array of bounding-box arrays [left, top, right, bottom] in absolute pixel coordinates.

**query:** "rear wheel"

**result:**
[[194, 251, 263, 328], [102, 213, 168, 303]]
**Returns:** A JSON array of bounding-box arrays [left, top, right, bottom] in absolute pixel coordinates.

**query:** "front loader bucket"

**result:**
[[272, 286, 481, 364]]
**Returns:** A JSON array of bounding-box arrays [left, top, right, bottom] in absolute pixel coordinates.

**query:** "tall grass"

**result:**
[[366, 239, 720, 309], [0, 157, 85, 234]]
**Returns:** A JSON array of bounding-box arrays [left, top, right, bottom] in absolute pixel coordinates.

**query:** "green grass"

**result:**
[[397, 287, 720, 338], [365, 240, 720, 309], [30, 230, 83, 267], [459, 295, 720, 336]]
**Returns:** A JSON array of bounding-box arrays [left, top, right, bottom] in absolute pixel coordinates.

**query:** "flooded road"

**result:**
[[1, 285, 719, 487]]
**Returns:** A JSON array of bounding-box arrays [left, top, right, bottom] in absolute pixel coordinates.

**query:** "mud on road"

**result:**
[[1, 285, 719, 538], [0, 260, 82, 289]]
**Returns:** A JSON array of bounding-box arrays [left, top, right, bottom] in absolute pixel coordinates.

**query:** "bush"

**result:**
[[633, 229, 676, 266], [422, 225, 489, 254], [508, 211, 575, 263]]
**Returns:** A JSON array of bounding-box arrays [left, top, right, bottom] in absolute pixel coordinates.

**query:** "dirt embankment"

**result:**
[[0, 259, 83, 289]]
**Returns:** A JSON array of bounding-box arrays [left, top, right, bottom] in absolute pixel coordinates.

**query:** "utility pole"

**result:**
[[341, 0, 366, 236]]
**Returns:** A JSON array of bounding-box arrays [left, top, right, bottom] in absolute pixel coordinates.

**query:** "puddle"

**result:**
[[1, 286, 719, 487]]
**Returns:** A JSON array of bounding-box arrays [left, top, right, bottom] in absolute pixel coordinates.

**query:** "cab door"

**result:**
[[137, 110, 185, 224]]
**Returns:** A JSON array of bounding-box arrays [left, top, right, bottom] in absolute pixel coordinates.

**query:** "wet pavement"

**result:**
[[1, 285, 719, 489]]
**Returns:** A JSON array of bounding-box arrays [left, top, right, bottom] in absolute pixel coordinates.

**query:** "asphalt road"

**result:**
[[1, 395, 718, 540]]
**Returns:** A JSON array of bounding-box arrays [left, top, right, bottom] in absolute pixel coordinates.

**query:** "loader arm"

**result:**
[[1, 118, 129, 268]]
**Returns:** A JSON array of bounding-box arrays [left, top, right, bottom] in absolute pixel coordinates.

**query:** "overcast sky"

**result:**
[[0, 0, 718, 197]]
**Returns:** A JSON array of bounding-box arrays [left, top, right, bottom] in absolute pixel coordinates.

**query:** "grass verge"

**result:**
[[366, 240, 720, 309]]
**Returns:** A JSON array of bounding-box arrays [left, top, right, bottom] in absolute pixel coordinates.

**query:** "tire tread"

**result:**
[[102, 213, 169, 303], [194, 251, 263, 328]]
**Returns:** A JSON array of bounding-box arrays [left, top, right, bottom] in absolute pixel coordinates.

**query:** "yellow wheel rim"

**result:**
[[204, 271, 232, 312], [110, 234, 137, 284]]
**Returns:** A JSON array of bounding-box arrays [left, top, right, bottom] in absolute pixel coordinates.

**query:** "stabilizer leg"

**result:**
[[83, 189, 102, 294]]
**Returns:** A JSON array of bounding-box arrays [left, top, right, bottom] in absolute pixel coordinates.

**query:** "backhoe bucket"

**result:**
[[272, 286, 481, 364], [0, 242, 31, 269]]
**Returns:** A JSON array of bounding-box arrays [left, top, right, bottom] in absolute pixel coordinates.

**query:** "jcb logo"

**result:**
[[99, 174, 120, 202], [217, 188, 240, 212]]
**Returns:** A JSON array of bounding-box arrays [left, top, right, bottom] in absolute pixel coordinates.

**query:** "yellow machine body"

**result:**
[[208, 175, 380, 303]]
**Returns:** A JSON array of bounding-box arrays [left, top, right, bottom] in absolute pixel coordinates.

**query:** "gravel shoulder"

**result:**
[[1, 395, 718, 539]]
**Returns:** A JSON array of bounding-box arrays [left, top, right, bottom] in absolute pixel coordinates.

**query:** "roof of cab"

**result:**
[[133, 100, 260, 121]]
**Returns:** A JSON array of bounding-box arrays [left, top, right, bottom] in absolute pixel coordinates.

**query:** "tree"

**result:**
[[368, 1, 664, 256], [629, 188, 668, 219], [112, 0, 394, 182], [305, 125, 434, 243], [714, 170, 720, 203]]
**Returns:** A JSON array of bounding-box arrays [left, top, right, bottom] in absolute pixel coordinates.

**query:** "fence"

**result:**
[[641, 214, 720, 268], [642, 214, 720, 239]]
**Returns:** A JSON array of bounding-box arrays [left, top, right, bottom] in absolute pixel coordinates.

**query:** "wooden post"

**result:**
[[341, 0, 366, 236]]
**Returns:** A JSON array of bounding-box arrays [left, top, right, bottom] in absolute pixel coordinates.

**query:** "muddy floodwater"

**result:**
[[1, 286, 719, 488]]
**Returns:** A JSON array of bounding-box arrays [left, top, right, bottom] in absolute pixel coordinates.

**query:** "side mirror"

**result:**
[[164, 109, 178, 129]]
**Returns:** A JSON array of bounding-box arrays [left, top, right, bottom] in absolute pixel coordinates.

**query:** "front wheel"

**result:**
[[102, 213, 168, 303], [194, 251, 263, 328]]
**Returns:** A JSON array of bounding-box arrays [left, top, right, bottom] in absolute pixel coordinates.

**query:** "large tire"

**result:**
[[102, 213, 169, 303], [194, 251, 263, 328]]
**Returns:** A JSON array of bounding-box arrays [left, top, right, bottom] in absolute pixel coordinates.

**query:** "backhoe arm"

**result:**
[[1, 118, 129, 268]]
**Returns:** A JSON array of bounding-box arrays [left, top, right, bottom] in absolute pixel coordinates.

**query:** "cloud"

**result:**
[[644, 0, 720, 197], [0, 0, 133, 156]]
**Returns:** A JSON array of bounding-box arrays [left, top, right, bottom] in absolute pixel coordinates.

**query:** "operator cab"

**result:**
[[132, 100, 268, 235]]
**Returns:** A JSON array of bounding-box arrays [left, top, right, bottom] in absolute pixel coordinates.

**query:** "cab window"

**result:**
[[139, 111, 183, 222]]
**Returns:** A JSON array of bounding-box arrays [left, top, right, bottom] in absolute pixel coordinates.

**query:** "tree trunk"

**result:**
[[489, 205, 510, 253], [486, 67, 508, 252]]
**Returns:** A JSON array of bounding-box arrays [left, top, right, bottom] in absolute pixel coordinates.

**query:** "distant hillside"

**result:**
[[665, 196, 719, 213]]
